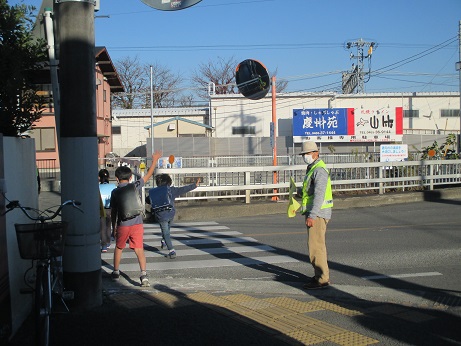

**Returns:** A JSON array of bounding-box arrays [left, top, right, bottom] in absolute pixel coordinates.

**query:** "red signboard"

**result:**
[[293, 107, 403, 143]]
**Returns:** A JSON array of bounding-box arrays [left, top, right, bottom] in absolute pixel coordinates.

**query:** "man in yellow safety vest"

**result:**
[[299, 141, 333, 289]]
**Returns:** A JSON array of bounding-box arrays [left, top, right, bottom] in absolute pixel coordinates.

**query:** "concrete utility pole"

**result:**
[[458, 21, 461, 154], [342, 38, 377, 94], [55, 0, 102, 310]]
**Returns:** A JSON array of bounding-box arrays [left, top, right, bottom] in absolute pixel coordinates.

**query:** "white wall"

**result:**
[[109, 92, 460, 156], [112, 116, 208, 157], [210, 92, 460, 137], [3, 137, 38, 336]]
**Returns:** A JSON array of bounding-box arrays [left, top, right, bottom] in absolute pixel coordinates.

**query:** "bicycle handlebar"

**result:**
[[2, 199, 83, 222]]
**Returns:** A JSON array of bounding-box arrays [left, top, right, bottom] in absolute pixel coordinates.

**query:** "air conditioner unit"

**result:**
[[168, 123, 176, 130]]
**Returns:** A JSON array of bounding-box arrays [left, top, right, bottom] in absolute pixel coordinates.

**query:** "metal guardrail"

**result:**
[[153, 160, 461, 204], [108, 152, 421, 169], [36, 159, 58, 180]]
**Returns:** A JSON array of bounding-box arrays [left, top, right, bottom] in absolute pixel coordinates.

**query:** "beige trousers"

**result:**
[[307, 217, 330, 284]]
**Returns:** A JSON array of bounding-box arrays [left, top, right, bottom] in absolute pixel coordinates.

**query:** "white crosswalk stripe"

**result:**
[[101, 221, 298, 273]]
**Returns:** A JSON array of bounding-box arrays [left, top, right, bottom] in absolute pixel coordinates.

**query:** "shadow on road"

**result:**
[[139, 220, 461, 345]]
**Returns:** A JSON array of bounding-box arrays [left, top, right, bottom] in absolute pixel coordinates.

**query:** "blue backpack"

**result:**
[[99, 183, 117, 209], [149, 185, 173, 212]]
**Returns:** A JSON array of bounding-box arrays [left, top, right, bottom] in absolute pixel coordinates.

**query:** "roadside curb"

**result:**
[[173, 187, 461, 221], [102, 276, 441, 309]]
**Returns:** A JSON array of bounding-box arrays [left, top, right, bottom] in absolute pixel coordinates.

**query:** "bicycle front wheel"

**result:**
[[35, 264, 50, 346]]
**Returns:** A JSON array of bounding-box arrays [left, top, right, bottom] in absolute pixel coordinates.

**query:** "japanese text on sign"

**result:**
[[293, 108, 348, 137]]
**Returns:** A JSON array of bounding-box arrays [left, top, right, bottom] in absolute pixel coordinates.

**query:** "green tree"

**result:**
[[420, 134, 459, 160], [0, 0, 47, 136]]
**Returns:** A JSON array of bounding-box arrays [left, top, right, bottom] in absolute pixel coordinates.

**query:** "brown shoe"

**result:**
[[303, 280, 330, 290]]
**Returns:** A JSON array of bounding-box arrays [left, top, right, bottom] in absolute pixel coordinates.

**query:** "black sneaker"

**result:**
[[160, 239, 166, 249], [140, 274, 150, 287], [111, 271, 120, 280], [303, 280, 330, 290]]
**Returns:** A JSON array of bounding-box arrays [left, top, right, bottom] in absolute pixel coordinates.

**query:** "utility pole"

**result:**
[[271, 76, 278, 201], [457, 20, 461, 154], [55, 0, 102, 310], [342, 38, 377, 94]]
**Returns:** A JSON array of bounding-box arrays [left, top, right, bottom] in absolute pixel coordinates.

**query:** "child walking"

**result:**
[[99, 169, 116, 253], [152, 174, 200, 259], [110, 152, 162, 287]]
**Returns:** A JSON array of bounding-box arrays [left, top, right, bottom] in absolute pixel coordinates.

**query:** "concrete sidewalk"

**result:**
[[8, 274, 461, 345], [8, 188, 461, 345]]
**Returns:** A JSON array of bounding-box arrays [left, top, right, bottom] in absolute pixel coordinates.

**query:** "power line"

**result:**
[[371, 36, 457, 77], [106, 41, 457, 53]]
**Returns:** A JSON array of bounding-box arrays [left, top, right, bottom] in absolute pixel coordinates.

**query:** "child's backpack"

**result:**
[[99, 183, 117, 209], [112, 183, 144, 221], [149, 185, 173, 212]]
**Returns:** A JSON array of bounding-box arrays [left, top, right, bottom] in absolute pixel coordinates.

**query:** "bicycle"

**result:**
[[2, 198, 83, 346]]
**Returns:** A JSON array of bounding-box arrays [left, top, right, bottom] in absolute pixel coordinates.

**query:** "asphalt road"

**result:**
[[100, 197, 461, 308], [213, 199, 461, 298], [9, 192, 461, 346]]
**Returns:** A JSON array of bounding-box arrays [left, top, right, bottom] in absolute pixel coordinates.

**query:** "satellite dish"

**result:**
[[140, 0, 202, 11], [235, 59, 270, 100]]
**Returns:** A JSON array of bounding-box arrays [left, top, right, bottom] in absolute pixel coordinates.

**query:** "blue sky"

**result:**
[[11, 0, 461, 95]]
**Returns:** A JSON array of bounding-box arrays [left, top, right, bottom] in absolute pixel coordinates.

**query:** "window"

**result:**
[[29, 128, 56, 151], [440, 109, 460, 118], [232, 126, 256, 135], [103, 89, 107, 102], [404, 109, 419, 118], [112, 126, 121, 135]]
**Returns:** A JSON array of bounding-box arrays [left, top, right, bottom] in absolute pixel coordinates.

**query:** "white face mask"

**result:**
[[303, 154, 315, 165]]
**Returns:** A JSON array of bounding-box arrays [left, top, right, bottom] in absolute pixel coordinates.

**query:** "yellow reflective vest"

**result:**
[[301, 160, 333, 214]]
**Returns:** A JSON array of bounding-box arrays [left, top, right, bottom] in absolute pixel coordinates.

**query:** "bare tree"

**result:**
[[177, 93, 194, 107], [191, 56, 239, 99], [271, 67, 289, 92], [142, 64, 182, 108], [112, 56, 182, 109], [191, 56, 288, 100], [112, 56, 147, 109]]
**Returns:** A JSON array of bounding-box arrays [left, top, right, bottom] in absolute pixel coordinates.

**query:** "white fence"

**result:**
[[151, 160, 461, 204], [113, 152, 421, 169]]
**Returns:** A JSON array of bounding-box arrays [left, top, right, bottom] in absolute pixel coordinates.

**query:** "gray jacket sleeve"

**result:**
[[307, 167, 329, 219]]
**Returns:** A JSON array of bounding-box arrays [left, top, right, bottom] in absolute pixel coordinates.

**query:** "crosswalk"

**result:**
[[101, 221, 298, 274]]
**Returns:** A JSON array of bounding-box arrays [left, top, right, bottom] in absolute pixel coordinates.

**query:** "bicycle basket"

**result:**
[[15, 222, 68, 260]]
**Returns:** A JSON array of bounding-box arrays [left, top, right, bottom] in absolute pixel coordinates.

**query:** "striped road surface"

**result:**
[[101, 221, 298, 274]]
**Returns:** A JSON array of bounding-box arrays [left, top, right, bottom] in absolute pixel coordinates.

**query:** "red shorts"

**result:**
[[115, 224, 144, 249]]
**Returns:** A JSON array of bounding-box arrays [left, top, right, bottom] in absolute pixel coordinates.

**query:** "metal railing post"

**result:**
[[244, 171, 251, 204], [429, 163, 434, 190], [379, 165, 384, 194]]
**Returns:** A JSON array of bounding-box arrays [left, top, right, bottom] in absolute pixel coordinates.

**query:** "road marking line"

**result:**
[[362, 272, 443, 280], [144, 225, 230, 232], [102, 255, 298, 272], [179, 236, 259, 245], [101, 244, 276, 259], [143, 230, 242, 239]]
